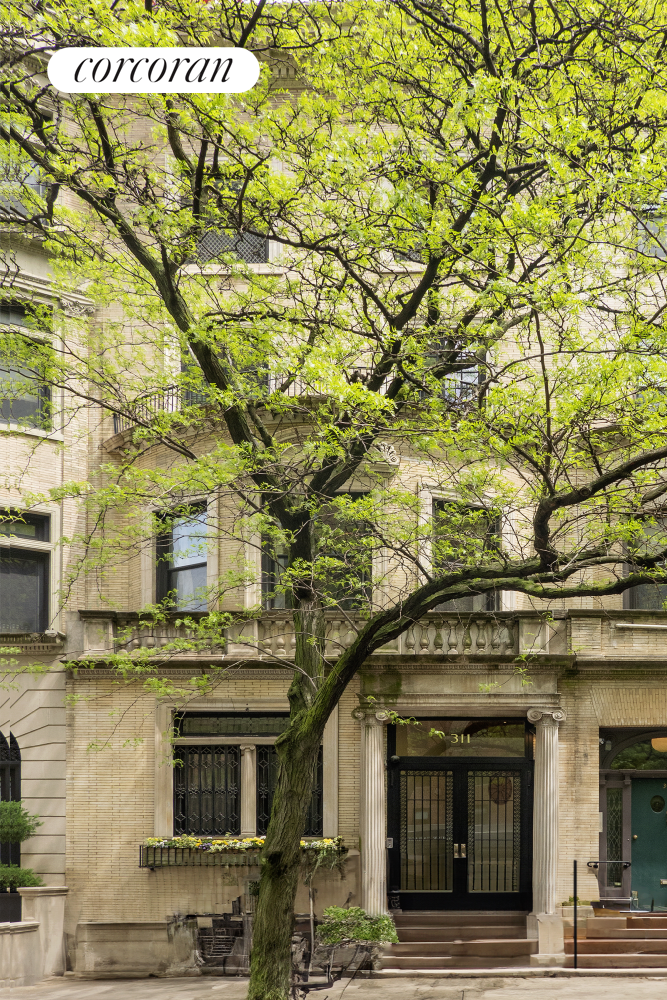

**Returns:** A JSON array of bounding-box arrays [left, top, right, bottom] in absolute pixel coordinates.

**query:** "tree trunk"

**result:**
[[247, 730, 321, 1000]]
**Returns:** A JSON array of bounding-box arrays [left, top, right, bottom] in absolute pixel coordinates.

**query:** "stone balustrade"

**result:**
[[69, 608, 667, 663]]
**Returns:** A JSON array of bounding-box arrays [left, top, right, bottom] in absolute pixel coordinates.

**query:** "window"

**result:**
[[156, 507, 208, 611], [0, 155, 52, 221], [173, 745, 240, 836], [637, 207, 667, 259], [257, 745, 323, 836], [173, 713, 324, 837], [262, 493, 371, 611], [432, 500, 500, 612], [0, 303, 51, 430], [317, 493, 371, 610], [262, 542, 289, 610], [0, 512, 50, 633], [198, 231, 269, 265], [625, 518, 667, 609]]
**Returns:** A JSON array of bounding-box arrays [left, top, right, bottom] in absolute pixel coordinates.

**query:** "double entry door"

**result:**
[[387, 760, 533, 910]]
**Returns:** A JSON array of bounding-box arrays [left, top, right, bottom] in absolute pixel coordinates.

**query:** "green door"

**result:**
[[631, 778, 667, 910]]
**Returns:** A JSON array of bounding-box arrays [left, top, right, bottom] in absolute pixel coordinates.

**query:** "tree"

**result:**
[[3, 1, 667, 996]]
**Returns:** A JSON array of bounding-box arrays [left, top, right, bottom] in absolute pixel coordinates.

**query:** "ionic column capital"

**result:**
[[527, 707, 566, 726], [239, 743, 256, 754], [352, 707, 390, 725]]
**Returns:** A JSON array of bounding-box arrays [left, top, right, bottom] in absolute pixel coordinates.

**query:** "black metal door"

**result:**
[[388, 760, 533, 910]]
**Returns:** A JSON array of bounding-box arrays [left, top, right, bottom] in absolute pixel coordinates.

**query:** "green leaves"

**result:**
[[316, 906, 398, 945], [0, 801, 42, 845]]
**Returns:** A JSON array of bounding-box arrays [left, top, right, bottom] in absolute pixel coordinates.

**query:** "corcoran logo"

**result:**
[[47, 47, 260, 94]]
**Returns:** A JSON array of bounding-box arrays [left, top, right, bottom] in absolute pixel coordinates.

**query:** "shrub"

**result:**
[[0, 802, 42, 844], [317, 906, 399, 945], [0, 864, 43, 890]]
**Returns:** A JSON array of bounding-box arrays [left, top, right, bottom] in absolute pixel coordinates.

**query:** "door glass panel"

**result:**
[[400, 770, 453, 891], [468, 771, 520, 892], [396, 720, 525, 757], [606, 787, 623, 887]]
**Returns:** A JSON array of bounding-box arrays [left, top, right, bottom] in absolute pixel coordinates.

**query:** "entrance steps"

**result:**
[[381, 911, 536, 970], [565, 914, 667, 969]]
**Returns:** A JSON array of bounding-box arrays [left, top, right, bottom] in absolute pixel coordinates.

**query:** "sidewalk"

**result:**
[[5, 975, 667, 1000]]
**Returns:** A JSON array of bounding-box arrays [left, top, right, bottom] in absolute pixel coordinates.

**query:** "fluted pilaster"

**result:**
[[527, 707, 566, 916], [240, 744, 256, 837], [353, 708, 389, 915]]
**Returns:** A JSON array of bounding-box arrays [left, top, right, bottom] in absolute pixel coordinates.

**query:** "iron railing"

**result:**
[[112, 386, 209, 434]]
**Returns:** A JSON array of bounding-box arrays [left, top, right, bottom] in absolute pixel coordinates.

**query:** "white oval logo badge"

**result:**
[[47, 47, 260, 94]]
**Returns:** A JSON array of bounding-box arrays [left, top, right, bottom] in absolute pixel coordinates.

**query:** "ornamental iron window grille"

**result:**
[[173, 744, 240, 836], [256, 745, 323, 837], [467, 770, 521, 893], [400, 770, 454, 892], [0, 733, 21, 866], [606, 787, 624, 887], [198, 231, 269, 265]]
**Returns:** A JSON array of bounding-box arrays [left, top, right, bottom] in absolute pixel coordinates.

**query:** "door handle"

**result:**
[[461, 843, 467, 858], [453, 844, 467, 859], [453, 843, 459, 858]]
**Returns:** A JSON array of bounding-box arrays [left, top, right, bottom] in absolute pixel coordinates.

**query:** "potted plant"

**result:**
[[0, 802, 43, 922], [295, 905, 398, 990]]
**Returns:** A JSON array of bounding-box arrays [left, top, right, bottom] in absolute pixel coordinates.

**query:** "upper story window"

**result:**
[[198, 231, 269, 265], [262, 541, 289, 610], [432, 500, 500, 612], [156, 506, 208, 611], [625, 518, 667, 610], [0, 154, 53, 222], [0, 303, 52, 430], [261, 493, 371, 612], [0, 511, 50, 633], [637, 206, 667, 259]]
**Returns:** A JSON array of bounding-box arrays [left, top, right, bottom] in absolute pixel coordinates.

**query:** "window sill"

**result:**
[[0, 422, 64, 442]]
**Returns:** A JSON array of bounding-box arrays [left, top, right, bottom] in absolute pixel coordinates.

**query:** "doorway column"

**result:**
[[353, 708, 389, 916], [527, 706, 566, 965]]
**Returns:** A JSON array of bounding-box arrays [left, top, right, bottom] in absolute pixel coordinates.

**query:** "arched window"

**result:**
[[0, 732, 21, 866]]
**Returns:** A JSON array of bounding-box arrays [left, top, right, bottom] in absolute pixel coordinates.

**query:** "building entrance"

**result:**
[[387, 719, 533, 911]]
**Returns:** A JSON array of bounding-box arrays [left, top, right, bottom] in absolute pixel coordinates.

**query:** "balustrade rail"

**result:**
[[79, 610, 524, 660]]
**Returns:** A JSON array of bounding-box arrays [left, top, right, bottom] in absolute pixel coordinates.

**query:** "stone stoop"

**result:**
[[380, 911, 536, 970], [565, 915, 667, 968]]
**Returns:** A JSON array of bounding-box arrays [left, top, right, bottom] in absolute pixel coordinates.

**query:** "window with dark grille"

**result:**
[[0, 733, 21, 866], [256, 745, 323, 836], [198, 231, 269, 265], [173, 745, 240, 836], [156, 506, 208, 611], [0, 511, 49, 632], [176, 713, 290, 738], [432, 501, 500, 612]]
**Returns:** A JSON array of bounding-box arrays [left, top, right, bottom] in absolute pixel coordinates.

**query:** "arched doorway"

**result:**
[[0, 732, 21, 866]]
